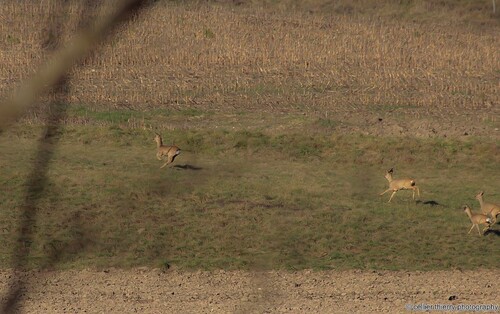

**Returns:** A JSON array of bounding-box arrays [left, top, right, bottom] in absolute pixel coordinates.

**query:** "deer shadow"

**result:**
[[416, 200, 442, 207], [173, 164, 203, 171], [484, 229, 500, 237]]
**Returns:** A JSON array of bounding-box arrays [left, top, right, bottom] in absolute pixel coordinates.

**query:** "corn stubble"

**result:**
[[0, 1, 498, 114]]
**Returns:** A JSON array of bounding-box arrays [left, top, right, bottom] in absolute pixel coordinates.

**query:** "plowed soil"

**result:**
[[1, 268, 498, 313]]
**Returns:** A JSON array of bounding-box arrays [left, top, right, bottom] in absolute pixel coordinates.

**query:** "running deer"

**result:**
[[475, 191, 500, 224], [379, 168, 420, 203], [463, 205, 492, 236], [154, 133, 181, 169]]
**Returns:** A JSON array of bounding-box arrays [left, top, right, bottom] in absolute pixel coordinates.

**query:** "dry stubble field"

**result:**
[[0, 1, 499, 313]]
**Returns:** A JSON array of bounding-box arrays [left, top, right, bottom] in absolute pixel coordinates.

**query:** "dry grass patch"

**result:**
[[0, 1, 498, 116]]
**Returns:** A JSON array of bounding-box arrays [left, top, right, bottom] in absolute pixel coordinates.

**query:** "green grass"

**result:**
[[66, 105, 210, 125], [0, 112, 499, 271]]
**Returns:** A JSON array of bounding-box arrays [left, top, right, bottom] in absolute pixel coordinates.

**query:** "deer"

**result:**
[[475, 191, 500, 225], [463, 205, 492, 236], [154, 133, 181, 169], [379, 168, 420, 203]]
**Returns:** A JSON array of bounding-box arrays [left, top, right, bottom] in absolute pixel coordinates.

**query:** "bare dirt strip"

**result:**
[[1, 268, 498, 313]]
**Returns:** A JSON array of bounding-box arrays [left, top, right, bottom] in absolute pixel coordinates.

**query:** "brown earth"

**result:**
[[1, 268, 499, 313], [176, 108, 500, 139]]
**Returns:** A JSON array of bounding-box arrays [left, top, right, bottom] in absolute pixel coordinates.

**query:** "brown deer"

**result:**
[[379, 168, 420, 203], [154, 133, 181, 169], [463, 205, 492, 236], [475, 191, 500, 224]]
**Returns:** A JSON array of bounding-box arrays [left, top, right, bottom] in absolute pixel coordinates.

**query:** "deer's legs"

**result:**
[[468, 224, 475, 234], [380, 189, 392, 196], [388, 191, 397, 203]]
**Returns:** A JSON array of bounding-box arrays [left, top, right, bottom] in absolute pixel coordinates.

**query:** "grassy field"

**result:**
[[0, 109, 499, 271], [0, 1, 499, 272]]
